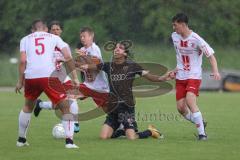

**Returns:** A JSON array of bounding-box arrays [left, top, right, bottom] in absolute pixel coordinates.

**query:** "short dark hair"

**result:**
[[80, 27, 94, 35], [172, 13, 188, 24], [49, 20, 63, 30], [31, 19, 46, 31]]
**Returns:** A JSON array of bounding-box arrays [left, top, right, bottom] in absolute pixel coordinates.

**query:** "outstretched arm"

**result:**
[[142, 71, 173, 82], [208, 55, 221, 80]]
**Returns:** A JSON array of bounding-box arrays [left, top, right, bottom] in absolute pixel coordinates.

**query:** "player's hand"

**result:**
[[210, 72, 221, 80], [168, 69, 177, 79], [75, 49, 87, 56], [15, 80, 23, 94]]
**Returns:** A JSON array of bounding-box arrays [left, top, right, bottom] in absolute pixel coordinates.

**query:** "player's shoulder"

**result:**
[[20, 35, 28, 42], [171, 32, 179, 37], [126, 59, 139, 67], [171, 32, 181, 40], [91, 43, 101, 52], [191, 32, 204, 41]]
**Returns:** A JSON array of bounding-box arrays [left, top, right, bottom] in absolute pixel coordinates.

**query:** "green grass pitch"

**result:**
[[0, 91, 239, 160]]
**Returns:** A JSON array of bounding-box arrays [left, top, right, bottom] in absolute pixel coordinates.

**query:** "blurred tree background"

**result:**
[[0, 0, 239, 54]]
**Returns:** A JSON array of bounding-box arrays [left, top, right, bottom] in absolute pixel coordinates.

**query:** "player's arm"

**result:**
[[142, 70, 173, 82], [198, 37, 221, 81], [79, 63, 98, 71], [208, 54, 221, 80], [15, 52, 26, 93], [61, 47, 79, 85]]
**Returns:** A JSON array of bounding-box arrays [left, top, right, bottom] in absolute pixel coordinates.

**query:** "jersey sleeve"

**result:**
[[197, 36, 214, 57], [20, 37, 26, 53], [132, 62, 144, 76], [87, 44, 103, 62], [55, 36, 68, 50]]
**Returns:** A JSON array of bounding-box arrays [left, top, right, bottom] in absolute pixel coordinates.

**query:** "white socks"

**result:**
[[39, 101, 53, 109], [184, 111, 194, 123], [69, 99, 79, 124], [62, 114, 74, 139], [192, 111, 206, 135], [18, 110, 31, 138]]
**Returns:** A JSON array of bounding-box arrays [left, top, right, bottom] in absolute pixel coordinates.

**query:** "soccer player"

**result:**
[[33, 20, 80, 133], [15, 19, 79, 148], [170, 13, 221, 140], [78, 42, 172, 140], [75, 27, 109, 107]]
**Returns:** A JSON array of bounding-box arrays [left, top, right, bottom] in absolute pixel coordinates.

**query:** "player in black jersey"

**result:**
[[77, 41, 172, 140]]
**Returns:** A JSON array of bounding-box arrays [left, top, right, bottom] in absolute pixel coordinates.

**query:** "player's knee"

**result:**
[[23, 105, 34, 113], [126, 135, 136, 140], [126, 130, 137, 140], [100, 134, 109, 140]]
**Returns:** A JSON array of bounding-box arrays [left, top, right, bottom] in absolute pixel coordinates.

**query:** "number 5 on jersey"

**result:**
[[35, 38, 45, 55]]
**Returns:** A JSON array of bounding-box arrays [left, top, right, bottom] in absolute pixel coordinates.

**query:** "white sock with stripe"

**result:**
[[192, 111, 206, 135], [62, 114, 74, 140], [18, 110, 31, 138]]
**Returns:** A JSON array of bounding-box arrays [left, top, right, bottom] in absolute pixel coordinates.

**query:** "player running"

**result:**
[[170, 13, 221, 140], [16, 19, 79, 148]]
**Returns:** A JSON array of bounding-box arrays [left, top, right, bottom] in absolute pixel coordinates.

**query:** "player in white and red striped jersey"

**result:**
[[170, 13, 221, 140], [75, 27, 109, 107], [15, 19, 79, 148], [33, 21, 81, 133]]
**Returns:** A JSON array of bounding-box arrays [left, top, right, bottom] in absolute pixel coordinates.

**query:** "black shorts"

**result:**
[[104, 103, 138, 131]]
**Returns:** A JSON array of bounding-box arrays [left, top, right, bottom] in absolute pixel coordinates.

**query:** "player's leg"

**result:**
[[125, 125, 162, 140], [177, 98, 194, 123], [56, 100, 78, 148], [100, 112, 119, 139], [45, 77, 78, 148], [69, 98, 80, 133], [100, 124, 114, 139], [17, 98, 35, 147], [34, 98, 80, 133], [185, 79, 207, 140], [176, 79, 194, 123], [111, 123, 125, 138], [17, 78, 42, 147], [120, 105, 162, 140], [33, 99, 52, 117]]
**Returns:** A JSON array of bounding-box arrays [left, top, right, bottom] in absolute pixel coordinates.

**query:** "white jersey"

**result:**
[[171, 31, 214, 80], [80, 43, 109, 93], [20, 31, 68, 79]]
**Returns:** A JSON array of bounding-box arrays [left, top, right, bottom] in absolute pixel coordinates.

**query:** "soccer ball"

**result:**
[[52, 123, 65, 139]]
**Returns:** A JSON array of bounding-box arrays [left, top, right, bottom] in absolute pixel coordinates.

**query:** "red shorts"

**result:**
[[61, 81, 109, 107], [175, 79, 201, 101], [24, 77, 67, 105], [79, 84, 109, 107]]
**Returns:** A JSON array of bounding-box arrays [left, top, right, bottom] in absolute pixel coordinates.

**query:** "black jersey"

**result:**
[[97, 59, 143, 106]]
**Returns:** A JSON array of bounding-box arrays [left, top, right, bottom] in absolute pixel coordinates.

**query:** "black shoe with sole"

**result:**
[[34, 99, 42, 117], [198, 134, 207, 140]]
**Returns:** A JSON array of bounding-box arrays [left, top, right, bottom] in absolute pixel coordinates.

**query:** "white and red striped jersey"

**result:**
[[171, 31, 214, 80], [20, 31, 68, 79], [80, 43, 109, 93]]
